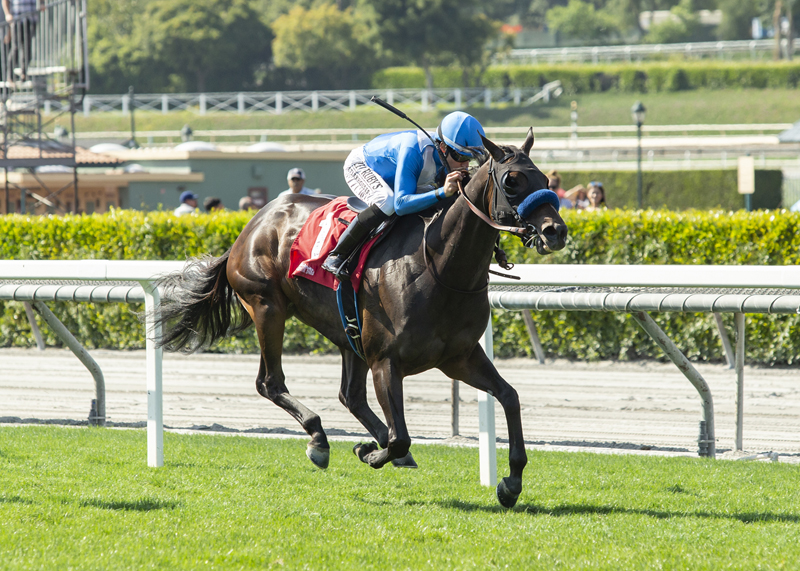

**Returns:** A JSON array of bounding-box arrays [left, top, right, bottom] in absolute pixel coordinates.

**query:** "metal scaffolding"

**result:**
[[1, 0, 88, 214]]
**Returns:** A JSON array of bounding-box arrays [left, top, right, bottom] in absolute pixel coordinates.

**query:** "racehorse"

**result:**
[[155, 131, 568, 508]]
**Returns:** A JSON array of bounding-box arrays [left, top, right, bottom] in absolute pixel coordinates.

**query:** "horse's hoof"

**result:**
[[391, 452, 418, 469], [496, 478, 520, 508], [353, 441, 378, 463], [306, 443, 330, 469]]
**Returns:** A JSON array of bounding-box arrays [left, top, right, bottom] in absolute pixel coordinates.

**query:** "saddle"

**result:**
[[287, 196, 395, 359]]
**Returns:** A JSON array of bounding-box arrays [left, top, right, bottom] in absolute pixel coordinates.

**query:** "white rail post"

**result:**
[[454, 88, 462, 110], [275, 92, 283, 114], [199, 94, 207, 115], [311, 91, 319, 112], [484, 88, 492, 109], [421, 90, 428, 111], [142, 281, 164, 467], [83, 96, 90, 117], [349, 90, 356, 111], [237, 93, 245, 114], [121, 94, 129, 115], [162, 94, 168, 114], [478, 317, 497, 487], [734, 313, 745, 451]]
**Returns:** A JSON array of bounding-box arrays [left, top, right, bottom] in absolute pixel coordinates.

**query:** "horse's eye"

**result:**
[[503, 172, 527, 196]]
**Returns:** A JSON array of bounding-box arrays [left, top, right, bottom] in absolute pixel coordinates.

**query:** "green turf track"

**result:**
[[1, 426, 799, 570]]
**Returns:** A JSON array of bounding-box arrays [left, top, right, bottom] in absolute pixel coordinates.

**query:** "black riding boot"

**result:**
[[321, 204, 389, 278]]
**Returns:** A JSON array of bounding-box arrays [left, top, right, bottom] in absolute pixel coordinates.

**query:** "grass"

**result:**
[[2, 426, 800, 570], [70, 88, 800, 136]]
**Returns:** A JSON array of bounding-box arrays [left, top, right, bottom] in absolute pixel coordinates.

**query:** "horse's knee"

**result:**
[[387, 436, 411, 460], [497, 385, 520, 411], [256, 375, 286, 402]]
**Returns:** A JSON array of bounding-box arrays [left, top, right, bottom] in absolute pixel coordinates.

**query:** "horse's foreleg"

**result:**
[[340, 351, 418, 468], [439, 347, 528, 508], [253, 305, 330, 469], [354, 359, 410, 470]]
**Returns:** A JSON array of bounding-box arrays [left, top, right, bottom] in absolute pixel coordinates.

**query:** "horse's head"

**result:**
[[464, 129, 568, 255]]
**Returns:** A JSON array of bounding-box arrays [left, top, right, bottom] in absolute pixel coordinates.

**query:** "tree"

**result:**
[[87, 0, 167, 93], [717, 0, 763, 40], [271, 4, 376, 89], [358, 0, 499, 90], [645, 0, 701, 43], [546, 0, 620, 41], [142, 0, 272, 92]]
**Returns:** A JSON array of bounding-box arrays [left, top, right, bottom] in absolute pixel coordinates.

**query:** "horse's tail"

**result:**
[[154, 250, 250, 353]]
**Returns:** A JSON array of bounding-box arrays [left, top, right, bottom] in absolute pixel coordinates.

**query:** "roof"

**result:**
[[778, 120, 800, 143], [0, 142, 124, 167]]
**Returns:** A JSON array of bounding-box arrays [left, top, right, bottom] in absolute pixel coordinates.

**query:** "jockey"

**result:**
[[321, 111, 486, 278]]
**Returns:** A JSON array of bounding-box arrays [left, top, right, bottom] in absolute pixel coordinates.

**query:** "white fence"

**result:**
[[498, 38, 800, 65], [60, 82, 563, 117], [3, 261, 800, 485]]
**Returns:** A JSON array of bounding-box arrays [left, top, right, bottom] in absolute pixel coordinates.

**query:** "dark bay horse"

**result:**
[[156, 131, 568, 508]]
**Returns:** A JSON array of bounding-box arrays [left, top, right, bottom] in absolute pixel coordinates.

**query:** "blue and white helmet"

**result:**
[[436, 111, 486, 159]]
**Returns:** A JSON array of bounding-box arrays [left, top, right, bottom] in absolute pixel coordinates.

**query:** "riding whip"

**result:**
[[370, 96, 451, 175]]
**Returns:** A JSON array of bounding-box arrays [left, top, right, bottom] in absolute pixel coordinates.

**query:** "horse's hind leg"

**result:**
[[339, 350, 417, 468], [439, 347, 528, 509], [253, 305, 330, 469]]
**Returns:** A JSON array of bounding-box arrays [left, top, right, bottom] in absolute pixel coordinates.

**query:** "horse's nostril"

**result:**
[[542, 226, 558, 242]]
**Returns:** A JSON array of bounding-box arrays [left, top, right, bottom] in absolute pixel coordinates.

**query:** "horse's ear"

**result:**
[[480, 133, 506, 162], [522, 127, 534, 156]]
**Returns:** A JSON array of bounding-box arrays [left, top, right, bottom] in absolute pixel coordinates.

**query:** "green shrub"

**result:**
[[373, 61, 800, 93], [1, 208, 799, 364]]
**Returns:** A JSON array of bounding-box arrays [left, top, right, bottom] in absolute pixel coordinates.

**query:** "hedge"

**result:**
[[371, 61, 800, 93], [553, 169, 782, 210], [1, 208, 799, 364]]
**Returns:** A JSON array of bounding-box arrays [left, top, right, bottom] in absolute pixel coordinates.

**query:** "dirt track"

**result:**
[[2, 348, 799, 459]]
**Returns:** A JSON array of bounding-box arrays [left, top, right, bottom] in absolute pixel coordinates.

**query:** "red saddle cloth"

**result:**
[[288, 197, 382, 292]]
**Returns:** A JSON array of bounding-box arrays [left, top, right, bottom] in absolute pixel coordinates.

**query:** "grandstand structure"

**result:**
[[0, 0, 89, 214]]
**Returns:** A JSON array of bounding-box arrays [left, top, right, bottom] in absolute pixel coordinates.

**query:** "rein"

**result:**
[[456, 178, 528, 237]]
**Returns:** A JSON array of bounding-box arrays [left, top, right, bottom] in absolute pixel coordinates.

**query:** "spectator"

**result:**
[[173, 190, 198, 216], [546, 170, 573, 209], [203, 196, 224, 212], [239, 196, 256, 211], [585, 181, 607, 211], [565, 184, 589, 210], [279, 168, 316, 196], [2, 0, 41, 84]]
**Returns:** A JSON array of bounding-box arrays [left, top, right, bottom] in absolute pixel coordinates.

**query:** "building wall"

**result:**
[[126, 156, 350, 211]]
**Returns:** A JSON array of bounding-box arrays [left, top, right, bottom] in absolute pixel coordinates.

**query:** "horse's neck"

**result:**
[[427, 192, 499, 290]]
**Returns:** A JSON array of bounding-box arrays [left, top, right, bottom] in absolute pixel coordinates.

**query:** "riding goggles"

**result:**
[[446, 145, 476, 163]]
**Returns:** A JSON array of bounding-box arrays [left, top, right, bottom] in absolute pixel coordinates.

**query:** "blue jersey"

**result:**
[[361, 130, 445, 216]]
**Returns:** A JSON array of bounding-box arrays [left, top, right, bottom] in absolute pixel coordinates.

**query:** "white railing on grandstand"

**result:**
[[497, 38, 800, 65], [58, 82, 563, 117]]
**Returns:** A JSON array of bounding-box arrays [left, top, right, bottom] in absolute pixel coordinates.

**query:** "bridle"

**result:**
[[421, 149, 559, 293]]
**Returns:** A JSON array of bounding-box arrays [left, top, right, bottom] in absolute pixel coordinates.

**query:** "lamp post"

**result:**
[[632, 101, 646, 209]]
